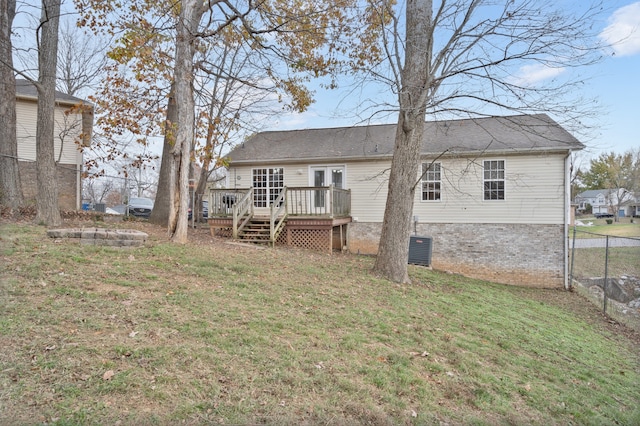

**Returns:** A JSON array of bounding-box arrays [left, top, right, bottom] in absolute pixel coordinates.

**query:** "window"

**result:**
[[252, 168, 284, 207], [483, 160, 505, 200], [421, 162, 441, 201]]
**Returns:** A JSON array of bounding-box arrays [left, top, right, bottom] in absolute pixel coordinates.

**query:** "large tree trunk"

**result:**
[[0, 0, 23, 210], [373, 0, 432, 283], [168, 0, 204, 242], [34, 0, 62, 227], [148, 84, 177, 226]]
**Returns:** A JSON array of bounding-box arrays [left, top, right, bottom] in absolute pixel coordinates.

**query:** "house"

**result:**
[[575, 188, 636, 216], [575, 189, 608, 214], [16, 79, 93, 210], [211, 114, 583, 288]]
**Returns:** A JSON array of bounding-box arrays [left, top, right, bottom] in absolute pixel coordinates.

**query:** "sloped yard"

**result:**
[[1, 218, 639, 425]]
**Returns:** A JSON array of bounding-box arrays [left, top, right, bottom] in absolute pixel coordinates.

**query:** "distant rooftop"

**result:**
[[15, 78, 88, 105]]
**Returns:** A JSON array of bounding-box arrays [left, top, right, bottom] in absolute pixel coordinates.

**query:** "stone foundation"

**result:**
[[348, 222, 565, 288]]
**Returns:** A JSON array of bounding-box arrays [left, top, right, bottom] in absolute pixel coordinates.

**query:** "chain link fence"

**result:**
[[568, 228, 640, 331]]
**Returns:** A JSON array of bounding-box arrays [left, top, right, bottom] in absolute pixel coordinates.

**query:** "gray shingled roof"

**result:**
[[229, 114, 584, 164], [15, 78, 87, 105], [576, 189, 609, 198]]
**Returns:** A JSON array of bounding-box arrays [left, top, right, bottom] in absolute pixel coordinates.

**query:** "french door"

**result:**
[[310, 166, 344, 209]]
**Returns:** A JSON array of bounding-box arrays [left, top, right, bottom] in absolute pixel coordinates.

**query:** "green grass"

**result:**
[[574, 217, 640, 238], [1, 222, 639, 425], [571, 247, 640, 278]]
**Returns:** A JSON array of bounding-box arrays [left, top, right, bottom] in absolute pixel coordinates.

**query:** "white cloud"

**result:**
[[511, 64, 566, 86], [599, 2, 640, 57]]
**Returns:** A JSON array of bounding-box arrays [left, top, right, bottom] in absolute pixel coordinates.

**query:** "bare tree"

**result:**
[[361, 0, 603, 283], [56, 21, 107, 96], [82, 177, 113, 204], [34, 0, 62, 227], [0, 0, 24, 210]]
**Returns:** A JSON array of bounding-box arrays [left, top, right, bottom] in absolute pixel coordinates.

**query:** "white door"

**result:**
[[310, 166, 344, 211]]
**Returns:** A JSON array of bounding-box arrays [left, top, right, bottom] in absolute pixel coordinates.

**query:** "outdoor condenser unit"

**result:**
[[408, 236, 433, 267]]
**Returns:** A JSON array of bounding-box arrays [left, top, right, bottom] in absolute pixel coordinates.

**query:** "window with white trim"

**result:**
[[421, 162, 441, 201], [483, 160, 505, 200], [252, 168, 284, 207]]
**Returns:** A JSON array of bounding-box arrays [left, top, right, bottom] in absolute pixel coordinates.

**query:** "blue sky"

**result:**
[[269, 1, 640, 159]]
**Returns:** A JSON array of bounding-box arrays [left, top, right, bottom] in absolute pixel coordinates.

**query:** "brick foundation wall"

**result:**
[[348, 222, 566, 288], [19, 161, 78, 211]]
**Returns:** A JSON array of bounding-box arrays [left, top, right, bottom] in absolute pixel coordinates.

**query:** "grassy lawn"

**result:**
[[574, 217, 640, 238], [571, 247, 640, 279], [1, 221, 639, 425]]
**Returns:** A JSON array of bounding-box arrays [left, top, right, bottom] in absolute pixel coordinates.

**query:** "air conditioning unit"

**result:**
[[408, 236, 433, 267]]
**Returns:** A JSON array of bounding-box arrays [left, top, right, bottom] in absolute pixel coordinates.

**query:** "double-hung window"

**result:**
[[421, 162, 441, 201], [483, 160, 505, 200], [252, 168, 284, 207]]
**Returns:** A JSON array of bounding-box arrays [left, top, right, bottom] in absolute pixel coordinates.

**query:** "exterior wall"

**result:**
[[343, 153, 567, 224], [228, 151, 570, 288], [18, 161, 78, 211], [16, 98, 84, 165], [16, 98, 83, 210], [348, 221, 565, 288]]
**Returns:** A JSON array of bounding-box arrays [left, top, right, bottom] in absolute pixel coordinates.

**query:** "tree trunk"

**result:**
[[0, 0, 23, 210], [373, 0, 432, 283], [168, 0, 204, 243], [148, 84, 177, 226], [34, 0, 62, 227]]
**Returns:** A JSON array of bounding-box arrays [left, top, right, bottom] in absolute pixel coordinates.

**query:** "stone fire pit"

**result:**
[[47, 228, 148, 247]]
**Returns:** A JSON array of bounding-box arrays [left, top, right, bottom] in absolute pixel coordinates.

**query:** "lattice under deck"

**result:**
[[277, 228, 332, 253]]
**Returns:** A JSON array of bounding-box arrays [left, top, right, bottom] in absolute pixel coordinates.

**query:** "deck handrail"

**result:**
[[232, 188, 253, 238], [286, 185, 351, 217], [270, 187, 288, 246]]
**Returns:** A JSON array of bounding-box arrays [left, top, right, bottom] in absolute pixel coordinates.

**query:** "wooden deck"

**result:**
[[207, 186, 352, 253]]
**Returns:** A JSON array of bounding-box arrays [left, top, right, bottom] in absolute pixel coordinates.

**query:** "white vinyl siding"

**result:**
[[227, 152, 567, 225], [16, 99, 84, 165]]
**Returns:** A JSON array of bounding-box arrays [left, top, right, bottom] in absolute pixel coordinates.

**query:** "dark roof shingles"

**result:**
[[229, 114, 584, 163], [15, 78, 86, 105]]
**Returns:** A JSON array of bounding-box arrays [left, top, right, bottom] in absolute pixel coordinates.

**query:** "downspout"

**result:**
[[76, 160, 82, 210], [563, 152, 571, 290]]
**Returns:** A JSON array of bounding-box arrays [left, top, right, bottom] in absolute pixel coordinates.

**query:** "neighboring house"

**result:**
[[575, 189, 608, 214], [620, 194, 640, 218], [214, 114, 583, 288], [575, 188, 636, 216], [16, 79, 93, 210]]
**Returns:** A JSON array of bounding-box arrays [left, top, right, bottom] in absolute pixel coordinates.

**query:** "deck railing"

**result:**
[[209, 186, 351, 219], [208, 188, 251, 217], [232, 189, 254, 238], [270, 186, 288, 245], [287, 186, 351, 218]]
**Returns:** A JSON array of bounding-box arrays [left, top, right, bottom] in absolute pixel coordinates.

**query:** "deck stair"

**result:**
[[238, 216, 274, 244]]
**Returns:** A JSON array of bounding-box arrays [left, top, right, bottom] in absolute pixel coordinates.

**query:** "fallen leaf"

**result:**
[[103, 370, 115, 381]]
